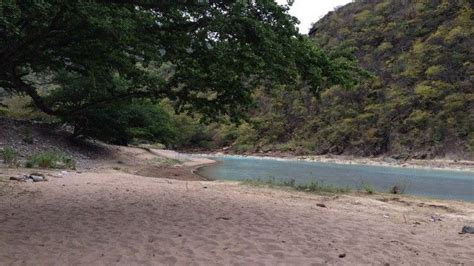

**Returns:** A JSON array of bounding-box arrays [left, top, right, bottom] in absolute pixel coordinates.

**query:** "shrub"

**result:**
[[1, 147, 20, 167], [241, 177, 350, 194], [26, 151, 76, 169], [153, 157, 182, 166], [233, 144, 255, 153], [69, 102, 179, 146], [362, 183, 375, 194], [295, 181, 351, 194], [21, 127, 34, 144], [282, 178, 296, 187]]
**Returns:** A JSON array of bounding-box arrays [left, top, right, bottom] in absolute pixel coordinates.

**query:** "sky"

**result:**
[[275, 0, 353, 34]]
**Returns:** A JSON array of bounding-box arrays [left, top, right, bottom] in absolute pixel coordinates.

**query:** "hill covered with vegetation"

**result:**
[[303, 0, 474, 158], [188, 0, 473, 159], [1, 1, 472, 160]]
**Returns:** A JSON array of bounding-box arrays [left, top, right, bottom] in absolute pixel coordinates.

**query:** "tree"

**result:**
[[0, 0, 363, 141]]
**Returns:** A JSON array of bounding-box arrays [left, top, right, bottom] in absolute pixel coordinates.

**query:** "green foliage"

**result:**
[[425, 65, 445, 77], [152, 157, 182, 167], [362, 183, 375, 194], [72, 102, 179, 145], [26, 151, 76, 169], [0, 1, 364, 144], [241, 177, 350, 194], [294, 181, 351, 194], [22, 127, 34, 144], [1, 147, 20, 167], [377, 42, 393, 53]]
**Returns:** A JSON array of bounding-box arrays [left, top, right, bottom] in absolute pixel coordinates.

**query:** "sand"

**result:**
[[1, 149, 473, 265]]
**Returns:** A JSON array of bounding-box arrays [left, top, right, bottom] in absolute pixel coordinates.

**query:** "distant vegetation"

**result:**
[[25, 150, 76, 169], [304, 0, 473, 158], [170, 0, 473, 159], [0, 145, 76, 169], [1, 147, 20, 167]]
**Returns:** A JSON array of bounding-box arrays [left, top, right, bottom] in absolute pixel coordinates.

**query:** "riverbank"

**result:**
[[1, 167, 473, 264], [1, 147, 473, 264], [190, 151, 474, 172]]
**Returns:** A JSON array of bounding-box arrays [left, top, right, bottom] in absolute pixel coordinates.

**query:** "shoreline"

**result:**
[[2, 145, 474, 264], [2, 167, 473, 264], [188, 151, 474, 173]]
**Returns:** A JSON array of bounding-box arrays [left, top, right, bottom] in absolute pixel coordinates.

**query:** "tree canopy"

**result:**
[[0, 0, 363, 142]]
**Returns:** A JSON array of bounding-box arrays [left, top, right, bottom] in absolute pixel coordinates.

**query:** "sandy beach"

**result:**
[[1, 148, 473, 265]]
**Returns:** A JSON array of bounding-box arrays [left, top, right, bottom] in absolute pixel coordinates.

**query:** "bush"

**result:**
[[26, 151, 76, 169], [1, 147, 20, 167], [295, 181, 351, 194], [241, 177, 350, 194], [233, 144, 255, 153], [22, 127, 34, 144], [282, 178, 296, 187], [69, 102, 179, 146], [362, 183, 375, 194]]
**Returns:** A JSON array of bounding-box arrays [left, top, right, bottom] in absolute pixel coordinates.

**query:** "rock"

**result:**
[[316, 203, 327, 208], [430, 215, 442, 222], [339, 253, 346, 258], [30, 175, 46, 182], [460, 226, 474, 234], [383, 157, 398, 164], [10, 176, 26, 182]]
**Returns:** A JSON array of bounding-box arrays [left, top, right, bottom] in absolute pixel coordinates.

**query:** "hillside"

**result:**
[[202, 0, 473, 159], [304, 0, 474, 158]]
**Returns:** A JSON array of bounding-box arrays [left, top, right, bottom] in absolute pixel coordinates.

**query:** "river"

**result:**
[[196, 155, 474, 201]]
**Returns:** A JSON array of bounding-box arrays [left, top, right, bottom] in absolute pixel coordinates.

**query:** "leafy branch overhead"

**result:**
[[0, 0, 364, 140]]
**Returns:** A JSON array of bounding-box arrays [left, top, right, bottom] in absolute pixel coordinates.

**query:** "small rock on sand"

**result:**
[[30, 175, 45, 182], [460, 226, 474, 234], [9, 174, 47, 182]]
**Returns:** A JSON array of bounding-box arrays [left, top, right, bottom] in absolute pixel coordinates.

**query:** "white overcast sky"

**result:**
[[275, 0, 353, 34]]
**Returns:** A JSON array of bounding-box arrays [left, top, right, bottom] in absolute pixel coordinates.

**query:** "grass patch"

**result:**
[[294, 181, 351, 193], [362, 183, 375, 194], [241, 177, 351, 194], [137, 143, 167, 151], [153, 157, 182, 166], [1, 146, 20, 167], [26, 150, 76, 169], [0, 176, 13, 196]]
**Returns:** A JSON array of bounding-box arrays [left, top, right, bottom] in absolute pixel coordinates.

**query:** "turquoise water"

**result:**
[[196, 156, 474, 202]]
